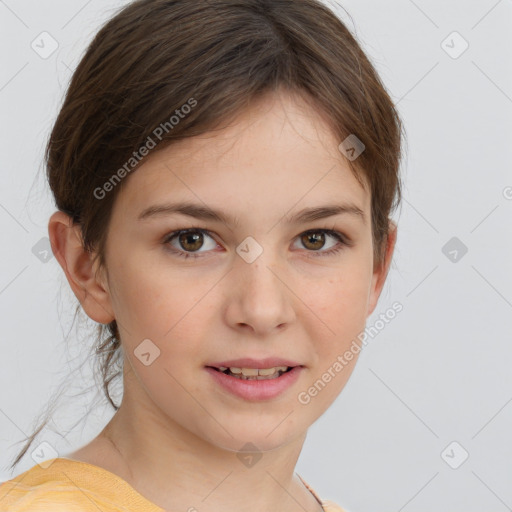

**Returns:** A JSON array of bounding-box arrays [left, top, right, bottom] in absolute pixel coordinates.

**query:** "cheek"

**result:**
[[304, 262, 371, 321], [297, 269, 370, 408], [298, 261, 372, 361], [107, 257, 215, 359], [106, 252, 177, 318]]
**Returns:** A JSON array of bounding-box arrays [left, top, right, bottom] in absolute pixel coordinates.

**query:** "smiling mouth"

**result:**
[[207, 366, 294, 380]]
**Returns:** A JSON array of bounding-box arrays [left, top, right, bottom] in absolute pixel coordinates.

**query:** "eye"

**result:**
[[163, 228, 218, 259], [292, 229, 351, 257]]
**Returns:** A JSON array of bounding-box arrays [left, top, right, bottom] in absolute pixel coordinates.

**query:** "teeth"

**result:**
[[238, 366, 288, 376], [257, 367, 288, 376], [216, 366, 291, 379]]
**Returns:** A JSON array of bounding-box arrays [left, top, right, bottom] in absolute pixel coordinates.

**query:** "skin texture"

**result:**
[[49, 89, 397, 512]]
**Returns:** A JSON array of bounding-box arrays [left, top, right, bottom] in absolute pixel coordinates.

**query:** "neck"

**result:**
[[90, 366, 323, 512]]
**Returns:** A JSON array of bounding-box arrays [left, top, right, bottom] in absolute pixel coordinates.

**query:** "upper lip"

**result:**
[[206, 357, 303, 369]]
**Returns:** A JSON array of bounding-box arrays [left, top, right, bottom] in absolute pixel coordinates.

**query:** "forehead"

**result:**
[[114, 90, 369, 222]]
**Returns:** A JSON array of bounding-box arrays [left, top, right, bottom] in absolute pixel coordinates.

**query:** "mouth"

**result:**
[[204, 363, 304, 401], [206, 365, 296, 380]]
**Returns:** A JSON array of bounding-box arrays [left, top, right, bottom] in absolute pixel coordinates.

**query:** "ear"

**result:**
[[48, 210, 115, 324], [367, 220, 397, 317]]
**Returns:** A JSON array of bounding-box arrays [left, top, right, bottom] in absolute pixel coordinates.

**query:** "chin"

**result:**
[[199, 422, 305, 455]]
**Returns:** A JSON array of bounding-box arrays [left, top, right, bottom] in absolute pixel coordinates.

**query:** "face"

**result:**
[[84, 89, 395, 453]]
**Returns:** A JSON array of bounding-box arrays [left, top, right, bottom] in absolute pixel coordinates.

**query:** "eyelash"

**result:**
[[162, 228, 352, 260]]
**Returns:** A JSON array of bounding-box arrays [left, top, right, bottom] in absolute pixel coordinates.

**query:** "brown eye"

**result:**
[[293, 229, 350, 257], [178, 231, 204, 251], [164, 228, 218, 258], [301, 232, 326, 251]]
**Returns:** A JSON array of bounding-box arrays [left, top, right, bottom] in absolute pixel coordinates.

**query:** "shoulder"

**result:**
[[0, 461, 104, 512], [0, 457, 164, 512], [0, 482, 93, 512]]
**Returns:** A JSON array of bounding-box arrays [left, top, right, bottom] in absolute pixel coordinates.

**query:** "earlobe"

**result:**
[[367, 220, 398, 317], [48, 210, 115, 324]]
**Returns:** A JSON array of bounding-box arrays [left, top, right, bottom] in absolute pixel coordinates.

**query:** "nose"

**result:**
[[223, 255, 296, 336]]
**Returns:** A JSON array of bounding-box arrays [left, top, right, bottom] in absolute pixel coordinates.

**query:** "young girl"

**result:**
[[0, 0, 404, 510]]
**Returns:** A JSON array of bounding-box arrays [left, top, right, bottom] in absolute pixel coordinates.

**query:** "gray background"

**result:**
[[1, 1, 511, 511]]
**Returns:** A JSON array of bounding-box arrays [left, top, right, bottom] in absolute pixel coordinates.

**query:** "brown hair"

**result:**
[[10, 0, 405, 471]]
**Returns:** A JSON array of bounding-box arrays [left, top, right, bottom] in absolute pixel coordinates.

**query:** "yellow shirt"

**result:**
[[0, 458, 347, 512]]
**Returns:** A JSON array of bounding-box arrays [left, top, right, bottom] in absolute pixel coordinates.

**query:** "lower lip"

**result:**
[[205, 366, 303, 401]]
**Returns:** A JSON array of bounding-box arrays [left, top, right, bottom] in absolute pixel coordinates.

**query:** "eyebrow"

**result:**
[[137, 201, 366, 226]]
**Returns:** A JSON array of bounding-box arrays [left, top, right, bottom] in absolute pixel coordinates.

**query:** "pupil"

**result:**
[[180, 231, 203, 251], [303, 232, 324, 250]]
